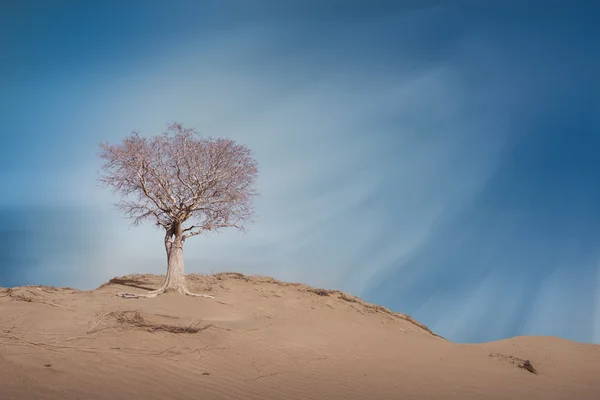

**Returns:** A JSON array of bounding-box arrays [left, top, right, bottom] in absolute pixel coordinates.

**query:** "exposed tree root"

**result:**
[[99, 277, 156, 291], [117, 285, 214, 299], [108, 310, 212, 334]]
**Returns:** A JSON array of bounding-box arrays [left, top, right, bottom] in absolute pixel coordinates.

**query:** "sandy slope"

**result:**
[[1, 273, 599, 400]]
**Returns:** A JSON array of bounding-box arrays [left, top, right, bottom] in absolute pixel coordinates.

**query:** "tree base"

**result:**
[[117, 285, 214, 299]]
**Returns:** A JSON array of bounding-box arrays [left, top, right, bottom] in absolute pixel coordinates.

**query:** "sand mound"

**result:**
[[1, 273, 599, 399]]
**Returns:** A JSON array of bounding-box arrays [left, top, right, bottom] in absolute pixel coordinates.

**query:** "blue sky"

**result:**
[[1, 1, 599, 344]]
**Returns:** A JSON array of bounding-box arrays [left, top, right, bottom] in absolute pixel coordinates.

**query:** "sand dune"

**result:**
[[1, 273, 599, 399]]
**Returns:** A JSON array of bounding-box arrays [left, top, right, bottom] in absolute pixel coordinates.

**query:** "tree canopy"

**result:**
[[99, 123, 258, 239]]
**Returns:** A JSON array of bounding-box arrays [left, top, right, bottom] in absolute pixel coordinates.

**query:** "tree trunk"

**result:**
[[163, 222, 188, 294], [116, 221, 213, 299]]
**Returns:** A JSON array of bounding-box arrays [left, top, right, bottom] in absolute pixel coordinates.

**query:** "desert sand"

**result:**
[[1, 273, 599, 400]]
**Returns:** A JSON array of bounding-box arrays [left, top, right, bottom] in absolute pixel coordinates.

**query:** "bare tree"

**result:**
[[99, 123, 258, 298]]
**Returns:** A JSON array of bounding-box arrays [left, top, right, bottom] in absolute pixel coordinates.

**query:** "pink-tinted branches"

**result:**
[[99, 123, 258, 238]]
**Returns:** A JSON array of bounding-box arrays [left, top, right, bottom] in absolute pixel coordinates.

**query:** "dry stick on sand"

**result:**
[[0, 332, 101, 354], [87, 311, 122, 335], [1, 288, 74, 311], [0, 332, 209, 360]]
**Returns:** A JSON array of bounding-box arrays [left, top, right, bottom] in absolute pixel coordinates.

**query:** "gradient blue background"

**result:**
[[2, 0, 599, 344]]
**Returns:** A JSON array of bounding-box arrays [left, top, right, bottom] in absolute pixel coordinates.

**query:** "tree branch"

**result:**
[[182, 223, 242, 240]]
